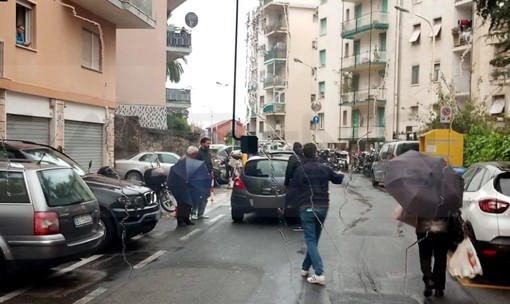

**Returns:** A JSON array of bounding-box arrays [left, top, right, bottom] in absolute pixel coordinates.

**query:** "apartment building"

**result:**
[[0, 0, 156, 171], [116, 0, 192, 130], [246, 0, 318, 144]]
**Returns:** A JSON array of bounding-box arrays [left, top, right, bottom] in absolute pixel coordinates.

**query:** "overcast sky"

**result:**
[[167, 0, 258, 128]]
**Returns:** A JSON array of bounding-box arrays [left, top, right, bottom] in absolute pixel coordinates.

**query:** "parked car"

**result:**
[[230, 154, 296, 222], [0, 161, 105, 280], [460, 162, 510, 265], [371, 140, 419, 186], [2, 140, 161, 251], [114, 151, 180, 181]]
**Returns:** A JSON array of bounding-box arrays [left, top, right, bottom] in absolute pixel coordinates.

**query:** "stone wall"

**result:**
[[114, 116, 201, 160]]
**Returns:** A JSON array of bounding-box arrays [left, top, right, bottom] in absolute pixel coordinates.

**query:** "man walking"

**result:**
[[193, 136, 213, 219], [284, 142, 303, 232], [285, 143, 344, 285]]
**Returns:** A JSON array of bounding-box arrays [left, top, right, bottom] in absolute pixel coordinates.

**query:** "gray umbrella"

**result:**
[[384, 150, 463, 218]]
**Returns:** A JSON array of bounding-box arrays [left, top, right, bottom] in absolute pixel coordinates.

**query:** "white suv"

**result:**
[[461, 162, 510, 263]]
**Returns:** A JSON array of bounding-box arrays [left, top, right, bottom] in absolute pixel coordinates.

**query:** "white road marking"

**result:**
[[0, 255, 103, 303], [180, 228, 202, 241], [133, 250, 167, 270], [210, 214, 225, 223], [73, 287, 107, 304], [130, 234, 144, 241]]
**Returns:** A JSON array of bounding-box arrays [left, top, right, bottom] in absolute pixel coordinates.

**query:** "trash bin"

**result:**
[[419, 129, 464, 166]]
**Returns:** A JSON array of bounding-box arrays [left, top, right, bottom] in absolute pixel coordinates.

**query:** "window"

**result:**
[[319, 50, 326, 66], [342, 111, 347, 126], [16, 0, 35, 47], [159, 153, 178, 164], [82, 28, 102, 71], [37, 168, 95, 207], [319, 82, 325, 99], [259, 96, 265, 109], [318, 113, 325, 129], [259, 121, 264, 133], [433, 63, 440, 81], [312, 39, 317, 50], [466, 168, 489, 192], [0, 171, 29, 204], [409, 24, 421, 44], [344, 43, 349, 58], [320, 0, 327, 4], [432, 18, 442, 39], [313, 11, 318, 23], [346, 9, 350, 21], [311, 94, 316, 101], [320, 18, 327, 35], [411, 65, 420, 85]]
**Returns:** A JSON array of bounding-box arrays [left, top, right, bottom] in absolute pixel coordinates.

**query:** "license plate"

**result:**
[[74, 214, 93, 227]]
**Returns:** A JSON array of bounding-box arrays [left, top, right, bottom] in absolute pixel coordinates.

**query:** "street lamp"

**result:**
[[293, 58, 317, 76], [394, 5, 435, 83], [294, 57, 319, 144]]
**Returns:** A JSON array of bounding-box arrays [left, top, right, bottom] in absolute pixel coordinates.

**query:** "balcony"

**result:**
[[338, 126, 385, 141], [490, 67, 510, 85], [264, 22, 288, 37], [262, 103, 285, 115], [263, 130, 285, 139], [167, 0, 186, 12], [166, 88, 191, 109], [342, 50, 387, 71], [453, 74, 470, 96], [264, 47, 287, 62], [167, 27, 192, 62], [342, 12, 389, 39], [263, 75, 286, 89], [340, 88, 387, 105], [68, 0, 155, 29], [455, 0, 473, 8]]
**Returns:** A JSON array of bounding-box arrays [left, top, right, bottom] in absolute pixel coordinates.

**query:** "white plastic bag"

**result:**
[[447, 238, 483, 278]]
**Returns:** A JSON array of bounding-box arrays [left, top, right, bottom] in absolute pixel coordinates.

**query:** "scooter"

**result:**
[[143, 167, 176, 213]]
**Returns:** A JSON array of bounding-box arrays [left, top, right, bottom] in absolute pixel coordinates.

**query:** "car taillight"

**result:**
[[34, 212, 60, 235], [478, 199, 509, 214], [233, 177, 247, 190]]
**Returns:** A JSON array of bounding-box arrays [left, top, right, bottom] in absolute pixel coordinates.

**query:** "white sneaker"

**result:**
[[300, 270, 309, 277], [191, 214, 198, 220], [307, 274, 326, 285]]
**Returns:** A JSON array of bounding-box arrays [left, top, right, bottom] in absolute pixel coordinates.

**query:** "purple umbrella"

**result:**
[[384, 150, 463, 218]]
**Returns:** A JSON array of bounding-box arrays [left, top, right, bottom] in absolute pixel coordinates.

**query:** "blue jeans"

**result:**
[[300, 207, 327, 276]]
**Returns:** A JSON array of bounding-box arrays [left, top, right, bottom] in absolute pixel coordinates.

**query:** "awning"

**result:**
[[429, 24, 442, 37], [409, 29, 421, 43], [490, 98, 506, 114]]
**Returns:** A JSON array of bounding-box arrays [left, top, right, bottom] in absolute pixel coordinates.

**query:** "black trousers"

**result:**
[[176, 203, 191, 223], [416, 232, 450, 290]]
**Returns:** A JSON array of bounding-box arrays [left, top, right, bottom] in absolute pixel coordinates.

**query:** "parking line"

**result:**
[[180, 228, 202, 241], [210, 214, 225, 223], [0, 255, 104, 303], [130, 234, 144, 241], [73, 287, 107, 304], [133, 250, 167, 270]]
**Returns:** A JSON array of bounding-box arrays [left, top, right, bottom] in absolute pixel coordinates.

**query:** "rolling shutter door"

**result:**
[[6, 114, 50, 144], [64, 120, 103, 173]]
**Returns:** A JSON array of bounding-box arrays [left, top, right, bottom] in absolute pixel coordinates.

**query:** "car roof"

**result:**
[[248, 155, 290, 162], [472, 161, 510, 172]]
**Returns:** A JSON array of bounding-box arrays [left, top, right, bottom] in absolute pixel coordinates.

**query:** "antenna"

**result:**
[[37, 152, 47, 165]]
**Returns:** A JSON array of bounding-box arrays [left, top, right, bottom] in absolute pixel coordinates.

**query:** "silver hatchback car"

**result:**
[[0, 161, 105, 279]]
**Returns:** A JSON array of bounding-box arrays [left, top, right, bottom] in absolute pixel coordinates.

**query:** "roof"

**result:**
[[206, 119, 245, 129]]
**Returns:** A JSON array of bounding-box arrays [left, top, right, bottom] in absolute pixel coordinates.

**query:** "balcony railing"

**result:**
[[342, 12, 389, 38], [166, 27, 192, 61], [264, 75, 286, 88], [264, 47, 287, 62], [342, 50, 387, 70], [338, 126, 385, 140], [68, 0, 155, 28], [264, 22, 288, 35], [340, 88, 387, 104], [490, 67, 510, 83], [262, 103, 285, 114], [166, 88, 191, 108]]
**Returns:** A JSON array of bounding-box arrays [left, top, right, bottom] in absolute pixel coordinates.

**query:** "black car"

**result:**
[[1, 140, 161, 251]]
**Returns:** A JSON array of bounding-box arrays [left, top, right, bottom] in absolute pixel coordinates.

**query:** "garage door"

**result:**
[[64, 120, 103, 173], [6, 114, 50, 144]]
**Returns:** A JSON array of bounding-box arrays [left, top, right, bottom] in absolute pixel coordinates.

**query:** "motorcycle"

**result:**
[[144, 167, 177, 213]]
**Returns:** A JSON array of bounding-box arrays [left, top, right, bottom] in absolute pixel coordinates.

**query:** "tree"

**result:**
[[474, 0, 510, 66], [166, 57, 187, 83], [167, 112, 190, 132]]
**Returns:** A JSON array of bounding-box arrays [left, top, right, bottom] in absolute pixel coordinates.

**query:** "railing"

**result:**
[[490, 67, 510, 82], [338, 126, 385, 140], [166, 88, 191, 104], [262, 103, 285, 114], [263, 130, 285, 139], [264, 47, 287, 61], [167, 27, 192, 48], [342, 11, 389, 37], [264, 22, 288, 35], [264, 76, 286, 88], [340, 88, 387, 104], [453, 73, 470, 93], [122, 0, 153, 18], [343, 50, 387, 69]]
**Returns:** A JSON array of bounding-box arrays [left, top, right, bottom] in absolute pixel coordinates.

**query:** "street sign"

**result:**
[[440, 106, 452, 123], [312, 115, 319, 124]]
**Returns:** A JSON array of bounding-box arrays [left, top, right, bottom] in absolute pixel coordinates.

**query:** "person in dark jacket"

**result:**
[[193, 137, 212, 219], [285, 143, 344, 285], [284, 142, 303, 231]]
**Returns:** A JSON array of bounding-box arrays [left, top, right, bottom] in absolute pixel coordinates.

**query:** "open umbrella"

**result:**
[[167, 157, 212, 206], [384, 150, 463, 218]]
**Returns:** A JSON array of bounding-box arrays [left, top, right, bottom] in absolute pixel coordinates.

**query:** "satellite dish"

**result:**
[[185, 12, 198, 28]]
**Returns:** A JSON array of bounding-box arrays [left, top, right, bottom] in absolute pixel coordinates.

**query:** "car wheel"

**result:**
[[371, 172, 379, 187], [231, 207, 244, 223], [98, 215, 117, 252], [125, 171, 143, 182]]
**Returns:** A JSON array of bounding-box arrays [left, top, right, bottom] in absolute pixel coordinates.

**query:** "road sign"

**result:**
[[312, 115, 319, 124], [440, 106, 452, 123]]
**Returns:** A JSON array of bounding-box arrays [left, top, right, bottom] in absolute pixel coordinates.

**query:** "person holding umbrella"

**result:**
[[384, 150, 464, 298], [192, 137, 213, 220], [168, 146, 212, 226]]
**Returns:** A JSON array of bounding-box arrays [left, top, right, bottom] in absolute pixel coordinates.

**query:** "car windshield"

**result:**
[[37, 168, 95, 207], [22, 148, 87, 176], [244, 159, 287, 177], [395, 143, 419, 156]]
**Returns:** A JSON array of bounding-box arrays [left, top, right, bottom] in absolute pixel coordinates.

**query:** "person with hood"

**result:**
[[284, 142, 303, 231], [285, 143, 344, 285]]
